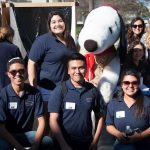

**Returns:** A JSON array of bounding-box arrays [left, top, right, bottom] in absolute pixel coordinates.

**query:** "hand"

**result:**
[[31, 79, 37, 87], [116, 132, 131, 143], [127, 132, 142, 143], [88, 142, 97, 150]]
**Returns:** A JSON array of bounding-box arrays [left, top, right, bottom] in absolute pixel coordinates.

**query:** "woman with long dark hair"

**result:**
[[123, 40, 150, 87], [28, 10, 77, 101], [126, 17, 145, 46], [28, 11, 77, 134], [106, 69, 150, 150]]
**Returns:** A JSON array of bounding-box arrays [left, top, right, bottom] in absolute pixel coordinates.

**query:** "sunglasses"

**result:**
[[9, 69, 25, 76], [122, 81, 139, 86], [132, 24, 143, 28]]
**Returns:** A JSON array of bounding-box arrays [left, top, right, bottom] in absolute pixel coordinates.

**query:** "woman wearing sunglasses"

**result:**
[[106, 69, 150, 150], [126, 17, 145, 46]]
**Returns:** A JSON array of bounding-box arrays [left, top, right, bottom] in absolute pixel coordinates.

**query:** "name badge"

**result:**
[[65, 102, 75, 110], [116, 111, 125, 118], [9, 102, 17, 109]]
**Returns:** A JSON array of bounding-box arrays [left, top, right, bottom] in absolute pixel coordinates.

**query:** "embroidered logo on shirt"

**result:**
[[65, 102, 75, 110], [9, 102, 17, 109], [86, 98, 93, 102], [25, 101, 34, 107], [116, 111, 125, 118]]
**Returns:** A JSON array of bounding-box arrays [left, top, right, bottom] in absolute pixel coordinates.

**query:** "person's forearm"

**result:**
[[106, 125, 121, 138], [92, 117, 103, 145], [140, 127, 150, 139], [50, 118, 68, 148], [28, 59, 37, 87], [34, 117, 46, 146]]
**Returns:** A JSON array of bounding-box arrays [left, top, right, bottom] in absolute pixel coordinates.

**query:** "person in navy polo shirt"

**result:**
[[0, 58, 53, 150], [28, 11, 77, 134], [48, 53, 104, 150], [0, 26, 22, 90], [28, 10, 76, 101], [106, 69, 150, 150]]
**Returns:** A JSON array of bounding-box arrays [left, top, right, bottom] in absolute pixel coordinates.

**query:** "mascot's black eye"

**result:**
[[109, 27, 112, 34]]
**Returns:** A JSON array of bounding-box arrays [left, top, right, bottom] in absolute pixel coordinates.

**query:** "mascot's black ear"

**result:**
[[117, 14, 127, 65]]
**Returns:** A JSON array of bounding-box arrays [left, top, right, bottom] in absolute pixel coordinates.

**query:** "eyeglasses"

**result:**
[[122, 81, 139, 86], [9, 69, 25, 76], [132, 24, 143, 28]]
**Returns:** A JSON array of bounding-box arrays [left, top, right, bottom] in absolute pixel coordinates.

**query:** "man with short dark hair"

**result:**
[[0, 57, 53, 150], [48, 53, 104, 150]]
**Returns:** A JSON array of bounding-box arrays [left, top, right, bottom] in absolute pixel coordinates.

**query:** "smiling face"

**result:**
[[132, 20, 144, 37], [121, 75, 139, 97], [7, 63, 27, 87], [132, 44, 144, 62], [50, 15, 65, 36], [68, 60, 86, 87]]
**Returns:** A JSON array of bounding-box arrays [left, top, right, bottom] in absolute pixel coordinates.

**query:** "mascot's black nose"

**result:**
[[84, 40, 97, 52]]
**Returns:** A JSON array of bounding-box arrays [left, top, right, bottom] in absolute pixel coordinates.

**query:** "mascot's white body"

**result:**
[[78, 6, 125, 103]]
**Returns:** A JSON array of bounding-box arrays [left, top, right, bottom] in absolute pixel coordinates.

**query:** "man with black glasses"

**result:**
[[0, 57, 53, 150]]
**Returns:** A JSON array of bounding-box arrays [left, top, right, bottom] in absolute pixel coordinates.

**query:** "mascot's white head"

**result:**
[[78, 5, 126, 57], [78, 5, 127, 104]]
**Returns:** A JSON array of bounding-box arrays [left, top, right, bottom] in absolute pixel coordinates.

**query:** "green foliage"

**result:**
[[76, 25, 83, 37]]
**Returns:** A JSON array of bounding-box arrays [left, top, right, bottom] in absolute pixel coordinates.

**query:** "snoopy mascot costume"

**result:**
[[78, 5, 127, 104]]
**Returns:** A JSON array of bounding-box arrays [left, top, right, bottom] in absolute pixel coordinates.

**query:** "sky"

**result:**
[[139, 0, 150, 9]]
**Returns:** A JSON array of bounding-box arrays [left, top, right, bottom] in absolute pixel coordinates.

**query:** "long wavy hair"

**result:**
[[119, 69, 145, 118], [126, 17, 145, 44], [47, 10, 75, 50]]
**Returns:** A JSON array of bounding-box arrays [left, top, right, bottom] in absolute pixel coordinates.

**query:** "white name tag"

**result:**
[[116, 111, 125, 118], [9, 102, 17, 109], [65, 102, 75, 110]]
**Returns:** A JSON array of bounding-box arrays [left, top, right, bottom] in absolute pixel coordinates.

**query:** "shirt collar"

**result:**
[[7, 84, 30, 97], [66, 79, 91, 92], [49, 32, 60, 42]]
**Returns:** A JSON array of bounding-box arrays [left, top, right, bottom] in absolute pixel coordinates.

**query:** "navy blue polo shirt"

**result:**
[[28, 32, 76, 87], [0, 84, 44, 133], [48, 79, 104, 142], [106, 97, 150, 132], [0, 40, 22, 90]]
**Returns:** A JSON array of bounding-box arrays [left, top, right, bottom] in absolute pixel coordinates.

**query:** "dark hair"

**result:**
[[120, 69, 140, 85], [47, 10, 67, 32], [0, 26, 14, 42], [120, 69, 145, 117], [67, 53, 86, 66], [127, 40, 146, 62], [127, 17, 145, 44], [47, 10, 76, 50], [7, 57, 25, 71]]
